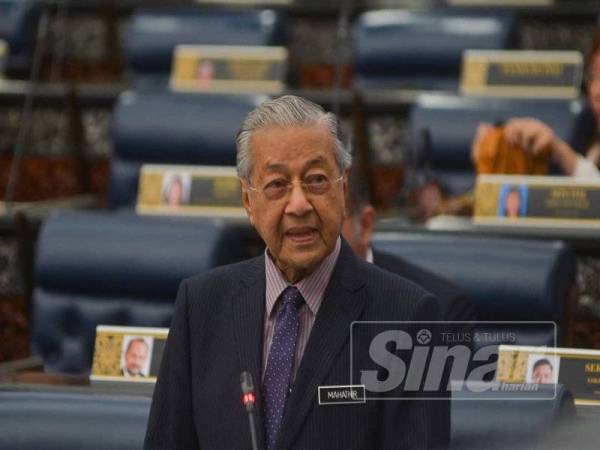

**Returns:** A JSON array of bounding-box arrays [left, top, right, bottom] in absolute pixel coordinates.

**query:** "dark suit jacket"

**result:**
[[145, 239, 439, 450], [373, 250, 477, 449], [373, 250, 477, 322]]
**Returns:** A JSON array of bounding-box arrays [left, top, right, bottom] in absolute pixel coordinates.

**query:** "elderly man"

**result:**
[[145, 96, 439, 450]]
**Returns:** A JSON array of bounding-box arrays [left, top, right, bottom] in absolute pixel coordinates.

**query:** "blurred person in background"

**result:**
[[472, 29, 600, 177], [342, 170, 476, 322]]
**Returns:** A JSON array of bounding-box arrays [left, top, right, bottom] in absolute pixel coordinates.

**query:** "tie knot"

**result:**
[[280, 286, 304, 310]]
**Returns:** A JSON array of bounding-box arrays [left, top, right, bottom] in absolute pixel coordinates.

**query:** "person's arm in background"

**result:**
[[472, 118, 599, 177]]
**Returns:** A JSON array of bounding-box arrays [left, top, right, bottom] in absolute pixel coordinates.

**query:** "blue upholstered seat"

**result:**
[[0, 0, 40, 74], [353, 10, 517, 90], [0, 384, 578, 450], [0, 390, 151, 450], [124, 8, 285, 87], [31, 210, 262, 373], [408, 95, 589, 195], [109, 92, 265, 208], [450, 383, 576, 450], [373, 232, 577, 345]]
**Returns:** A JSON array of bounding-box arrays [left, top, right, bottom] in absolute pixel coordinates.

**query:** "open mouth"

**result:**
[[285, 227, 318, 244]]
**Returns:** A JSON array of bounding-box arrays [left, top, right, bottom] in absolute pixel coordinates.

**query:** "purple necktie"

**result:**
[[263, 286, 304, 450]]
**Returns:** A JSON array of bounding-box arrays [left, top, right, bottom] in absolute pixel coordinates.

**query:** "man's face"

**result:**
[[167, 181, 183, 206], [505, 190, 521, 218], [125, 340, 149, 375], [242, 125, 347, 278], [532, 363, 553, 384]]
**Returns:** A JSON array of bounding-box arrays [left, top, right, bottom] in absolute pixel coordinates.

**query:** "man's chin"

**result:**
[[279, 251, 325, 275]]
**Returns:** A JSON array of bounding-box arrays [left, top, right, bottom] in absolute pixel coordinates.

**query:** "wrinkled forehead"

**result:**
[[250, 125, 337, 169]]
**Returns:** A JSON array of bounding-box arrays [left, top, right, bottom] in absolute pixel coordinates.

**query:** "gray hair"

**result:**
[[236, 95, 352, 180]]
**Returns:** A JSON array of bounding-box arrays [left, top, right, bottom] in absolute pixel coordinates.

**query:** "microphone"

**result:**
[[240, 371, 260, 450]]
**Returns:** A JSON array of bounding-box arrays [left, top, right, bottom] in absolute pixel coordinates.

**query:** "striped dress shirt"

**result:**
[[262, 237, 341, 383]]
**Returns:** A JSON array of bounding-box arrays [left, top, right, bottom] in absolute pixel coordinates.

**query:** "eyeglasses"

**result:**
[[246, 174, 344, 201]]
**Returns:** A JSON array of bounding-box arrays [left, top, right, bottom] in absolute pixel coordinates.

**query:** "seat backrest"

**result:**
[[450, 383, 576, 450], [372, 232, 577, 344], [124, 8, 285, 86], [409, 95, 588, 194], [353, 10, 517, 90], [0, 0, 40, 74], [31, 210, 259, 373], [109, 91, 264, 208], [0, 390, 151, 450]]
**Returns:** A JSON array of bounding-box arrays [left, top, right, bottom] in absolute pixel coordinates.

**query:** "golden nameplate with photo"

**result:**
[[170, 44, 287, 94], [461, 50, 582, 99], [473, 174, 600, 228], [497, 345, 600, 406], [90, 325, 168, 384], [136, 164, 246, 218]]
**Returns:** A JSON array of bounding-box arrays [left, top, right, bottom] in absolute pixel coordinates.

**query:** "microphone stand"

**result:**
[[240, 371, 260, 450]]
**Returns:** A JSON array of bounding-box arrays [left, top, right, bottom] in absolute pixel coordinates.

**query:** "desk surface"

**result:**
[[376, 215, 600, 256], [0, 370, 154, 397]]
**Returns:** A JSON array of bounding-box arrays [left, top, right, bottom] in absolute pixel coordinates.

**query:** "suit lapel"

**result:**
[[276, 240, 367, 450], [232, 255, 267, 450]]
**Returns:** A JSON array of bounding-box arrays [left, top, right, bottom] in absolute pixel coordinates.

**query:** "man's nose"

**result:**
[[284, 182, 313, 216]]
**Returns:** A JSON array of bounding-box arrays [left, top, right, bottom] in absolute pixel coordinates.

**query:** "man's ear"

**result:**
[[342, 169, 350, 197], [359, 205, 376, 246], [240, 178, 255, 226]]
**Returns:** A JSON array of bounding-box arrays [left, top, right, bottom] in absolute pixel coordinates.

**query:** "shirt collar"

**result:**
[[366, 246, 374, 264], [265, 236, 341, 318]]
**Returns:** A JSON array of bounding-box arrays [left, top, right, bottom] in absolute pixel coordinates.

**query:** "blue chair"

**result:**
[[408, 95, 589, 195], [0, 0, 40, 76], [0, 390, 151, 450], [372, 232, 577, 346], [124, 8, 286, 87], [0, 384, 578, 450], [353, 10, 517, 90], [30, 210, 262, 373], [109, 91, 265, 208], [450, 383, 576, 450]]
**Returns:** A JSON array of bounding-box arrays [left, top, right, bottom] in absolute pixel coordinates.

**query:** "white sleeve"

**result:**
[[573, 155, 600, 178]]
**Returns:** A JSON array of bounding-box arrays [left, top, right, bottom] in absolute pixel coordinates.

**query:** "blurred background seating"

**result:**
[[352, 10, 518, 90], [373, 233, 578, 347], [408, 95, 590, 195], [124, 8, 286, 89], [109, 92, 264, 208], [31, 210, 262, 373], [0, 384, 580, 450], [0, 0, 40, 78]]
